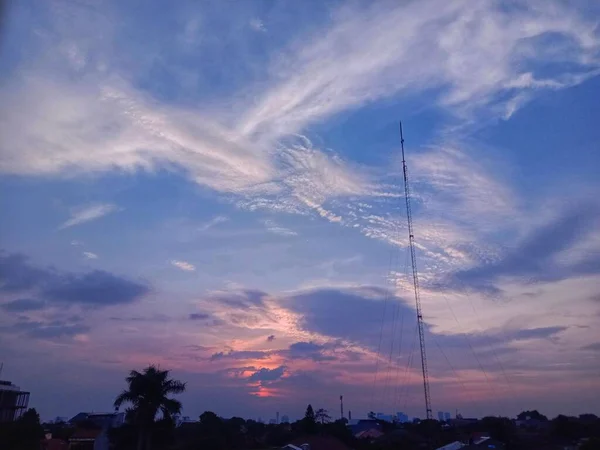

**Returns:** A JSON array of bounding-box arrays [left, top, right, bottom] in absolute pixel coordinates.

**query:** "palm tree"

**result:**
[[114, 365, 186, 450]]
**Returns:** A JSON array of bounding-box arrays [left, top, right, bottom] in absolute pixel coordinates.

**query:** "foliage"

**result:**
[[0, 408, 44, 450], [302, 404, 318, 434], [580, 437, 600, 450], [516, 409, 548, 421], [315, 408, 332, 424]]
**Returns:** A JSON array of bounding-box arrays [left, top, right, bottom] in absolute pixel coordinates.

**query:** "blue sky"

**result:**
[[1, 0, 600, 422]]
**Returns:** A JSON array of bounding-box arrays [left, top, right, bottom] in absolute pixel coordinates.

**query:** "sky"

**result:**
[[0, 0, 599, 422]]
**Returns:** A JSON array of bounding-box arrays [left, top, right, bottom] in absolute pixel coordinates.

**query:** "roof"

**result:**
[[286, 435, 351, 450], [464, 437, 505, 449], [355, 428, 384, 439], [40, 438, 69, 450], [436, 441, 465, 450], [70, 428, 103, 441]]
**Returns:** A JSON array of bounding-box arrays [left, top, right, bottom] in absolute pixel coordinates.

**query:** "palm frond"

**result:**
[[114, 389, 138, 408]]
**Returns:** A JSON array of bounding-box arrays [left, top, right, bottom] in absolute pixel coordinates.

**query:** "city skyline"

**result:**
[[1, 0, 600, 422]]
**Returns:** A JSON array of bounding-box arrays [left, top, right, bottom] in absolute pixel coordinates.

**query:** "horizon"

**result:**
[[1, 0, 600, 424]]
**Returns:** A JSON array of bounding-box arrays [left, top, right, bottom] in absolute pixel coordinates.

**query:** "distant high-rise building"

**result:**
[[437, 411, 444, 421], [276, 412, 279, 424], [396, 412, 409, 423], [444, 412, 451, 421], [0, 379, 29, 422], [348, 410, 352, 421], [281, 415, 290, 424], [269, 419, 276, 424]]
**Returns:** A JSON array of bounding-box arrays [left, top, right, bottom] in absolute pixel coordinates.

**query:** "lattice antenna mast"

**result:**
[[400, 121, 432, 420]]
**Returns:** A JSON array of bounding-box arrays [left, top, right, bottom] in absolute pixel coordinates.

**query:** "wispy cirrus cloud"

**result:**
[[4, 0, 596, 234], [59, 203, 118, 229], [198, 215, 228, 232]]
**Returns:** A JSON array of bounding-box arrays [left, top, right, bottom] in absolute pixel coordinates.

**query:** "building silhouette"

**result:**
[[0, 379, 29, 422]]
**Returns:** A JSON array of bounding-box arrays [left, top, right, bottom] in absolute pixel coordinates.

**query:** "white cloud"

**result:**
[[249, 18, 266, 32], [1, 0, 599, 278], [59, 203, 118, 229], [171, 260, 196, 272], [83, 252, 98, 259], [263, 220, 297, 237], [198, 216, 229, 232], [239, 0, 600, 136]]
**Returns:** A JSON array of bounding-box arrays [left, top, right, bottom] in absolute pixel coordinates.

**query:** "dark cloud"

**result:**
[[284, 287, 414, 349], [109, 314, 171, 322], [267, 334, 276, 342], [0, 251, 149, 308], [0, 253, 50, 292], [209, 341, 344, 363], [285, 341, 337, 362], [6, 318, 89, 339], [210, 350, 270, 361], [248, 366, 286, 382], [0, 298, 46, 312], [581, 342, 600, 351], [513, 326, 568, 340], [42, 270, 148, 306], [188, 313, 224, 327], [442, 202, 600, 294], [212, 289, 268, 309], [189, 313, 210, 320]]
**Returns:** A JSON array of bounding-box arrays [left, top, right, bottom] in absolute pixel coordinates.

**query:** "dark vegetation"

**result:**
[[2, 367, 599, 450]]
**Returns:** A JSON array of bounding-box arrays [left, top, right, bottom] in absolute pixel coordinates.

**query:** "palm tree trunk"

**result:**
[[145, 428, 152, 450], [137, 426, 144, 450]]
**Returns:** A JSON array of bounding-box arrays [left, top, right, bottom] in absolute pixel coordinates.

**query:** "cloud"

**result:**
[[0, 251, 149, 308], [0, 253, 51, 292], [210, 350, 270, 362], [198, 216, 228, 232], [210, 289, 267, 309], [171, 260, 196, 271], [189, 313, 210, 321], [263, 220, 298, 237], [284, 286, 412, 348], [82, 252, 98, 259], [445, 202, 600, 293], [513, 326, 568, 341], [248, 366, 286, 382], [249, 18, 266, 32], [267, 334, 276, 342], [42, 270, 149, 307], [0, 0, 598, 243], [59, 203, 118, 229], [8, 319, 90, 339], [239, 1, 600, 137], [582, 342, 600, 351], [285, 341, 337, 362], [0, 298, 46, 312]]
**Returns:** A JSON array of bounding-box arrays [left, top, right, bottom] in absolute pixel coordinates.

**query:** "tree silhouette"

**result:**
[[114, 365, 186, 450], [302, 404, 317, 433], [305, 404, 316, 422], [517, 410, 548, 421], [315, 408, 331, 424]]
